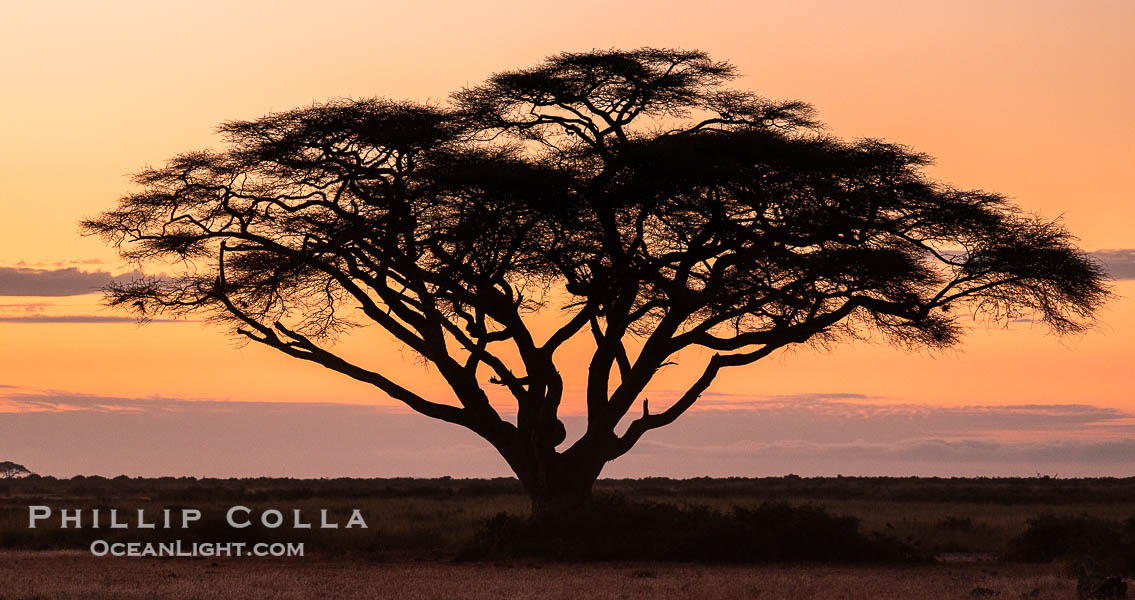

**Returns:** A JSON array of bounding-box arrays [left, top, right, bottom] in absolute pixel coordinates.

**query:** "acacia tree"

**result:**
[[0, 461, 32, 479], [83, 49, 1109, 512]]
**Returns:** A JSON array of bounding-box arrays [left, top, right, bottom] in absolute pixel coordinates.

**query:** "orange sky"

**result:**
[[0, 1, 1132, 477]]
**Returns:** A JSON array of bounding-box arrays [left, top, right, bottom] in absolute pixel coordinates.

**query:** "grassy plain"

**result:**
[[1, 551, 1078, 600], [0, 477, 1132, 597]]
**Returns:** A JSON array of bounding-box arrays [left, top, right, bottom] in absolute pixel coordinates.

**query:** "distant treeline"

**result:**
[[1, 475, 1134, 568], [3, 474, 1135, 504]]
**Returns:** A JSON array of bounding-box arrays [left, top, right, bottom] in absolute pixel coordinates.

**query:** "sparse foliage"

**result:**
[[83, 48, 1110, 511]]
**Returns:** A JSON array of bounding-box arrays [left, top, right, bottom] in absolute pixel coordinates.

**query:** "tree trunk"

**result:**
[[528, 472, 597, 516], [514, 449, 606, 516]]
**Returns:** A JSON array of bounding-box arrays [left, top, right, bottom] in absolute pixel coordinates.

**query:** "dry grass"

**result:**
[[4, 477, 1134, 560], [0, 552, 1075, 600], [640, 496, 1135, 555]]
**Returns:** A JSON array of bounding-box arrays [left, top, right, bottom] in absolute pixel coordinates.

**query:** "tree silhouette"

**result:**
[[83, 48, 1109, 512], [0, 461, 32, 479]]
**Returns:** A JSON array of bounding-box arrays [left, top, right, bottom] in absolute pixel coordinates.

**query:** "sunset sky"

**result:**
[[1, 0, 1132, 478]]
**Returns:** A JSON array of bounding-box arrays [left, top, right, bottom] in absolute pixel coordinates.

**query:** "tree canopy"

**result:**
[[0, 461, 32, 479], [83, 48, 1110, 510]]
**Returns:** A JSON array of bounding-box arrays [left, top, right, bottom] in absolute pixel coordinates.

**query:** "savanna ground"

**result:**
[[1, 476, 1132, 598], [0, 552, 1076, 600]]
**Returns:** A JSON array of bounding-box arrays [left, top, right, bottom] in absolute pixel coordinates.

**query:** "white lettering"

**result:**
[[28, 506, 51, 528], [61, 509, 81, 529], [181, 509, 201, 529], [261, 509, 283, 528], [227, 506, 251, 528], [346, 509, 368, 529]]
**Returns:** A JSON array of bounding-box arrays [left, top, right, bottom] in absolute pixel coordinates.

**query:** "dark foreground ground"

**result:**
[[1, 551, 1074, 600], [1, 476, 1131, 597]]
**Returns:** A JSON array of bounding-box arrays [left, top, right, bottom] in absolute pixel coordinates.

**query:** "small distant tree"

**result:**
[[0, 461, 32, 479], [83, 48, 1110, 512]]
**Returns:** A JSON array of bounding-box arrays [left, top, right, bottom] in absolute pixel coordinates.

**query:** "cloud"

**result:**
[[611, 437, 1135, 477], [1090, 249, 1135, 280], [2, 387, 1132, 478], [633, 437, 1135, 463], [0, 302, 50, 314], [655, 391, 1133, 434], [0, 266, 148, 296], [598, 393, 1135, 477], [2, 259, 106, 270], [0, 315, 183, 324], [0, 389, 505, 478], [0, 299, 187, 325], [0, 390, 377, 414]]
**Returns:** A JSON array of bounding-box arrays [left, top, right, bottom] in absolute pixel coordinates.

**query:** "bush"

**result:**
[[935, 516, 975, 532], [1007, 514, 1135, 574], [465, 493, 919, 563]]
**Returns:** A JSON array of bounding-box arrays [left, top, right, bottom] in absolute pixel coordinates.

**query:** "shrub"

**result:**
[[935, 516, 975, 532], [1007, 514, 1135, 574], [465, 493, 919, 563]]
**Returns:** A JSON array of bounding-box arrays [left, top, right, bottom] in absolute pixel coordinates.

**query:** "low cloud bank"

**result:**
[[0, 266, 147, 297], [1, 388, 1131, 478], [1090, 249, 1135, 280]]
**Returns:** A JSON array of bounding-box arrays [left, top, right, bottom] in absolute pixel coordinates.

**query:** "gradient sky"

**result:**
[[1, 0, 1132, 478]]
